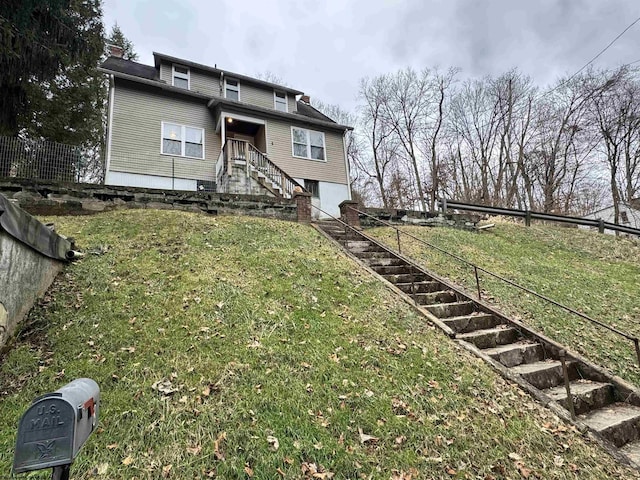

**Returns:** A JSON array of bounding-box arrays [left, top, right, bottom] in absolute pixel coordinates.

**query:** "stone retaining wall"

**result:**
[[0, 179, 297, 221], [359, 207, 482, 230]]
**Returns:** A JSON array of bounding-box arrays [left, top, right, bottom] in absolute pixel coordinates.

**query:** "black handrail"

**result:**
[[348, 205, 640, 366], [439, 199, 640, 236]]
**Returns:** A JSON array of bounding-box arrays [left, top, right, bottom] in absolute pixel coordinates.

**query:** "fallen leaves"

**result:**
[[301, 462, 334, 479], [122, 455, 133, 466], [266, 435, 279, 452], [214, 431, 227, 461], [358, 427, 379, 444]]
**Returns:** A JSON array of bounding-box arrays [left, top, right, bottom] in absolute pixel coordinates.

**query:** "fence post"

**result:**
[[396, 229, 401, 254], [525, 210, 531, 227], [473, 266, 481, 300], [598, 218, 605, 234], [441, 197, 447, 214]]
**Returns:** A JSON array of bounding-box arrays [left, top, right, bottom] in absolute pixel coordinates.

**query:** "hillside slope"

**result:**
[[369, 220, 640, 386], [0, 210, 638, 479]]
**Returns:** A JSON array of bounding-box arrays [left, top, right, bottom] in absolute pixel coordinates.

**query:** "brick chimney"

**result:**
[[300, 95, 311, 104], [107, 44, 124, 58]]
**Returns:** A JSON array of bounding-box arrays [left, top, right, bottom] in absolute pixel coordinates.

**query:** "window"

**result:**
[[621, 211, 629, 223], [225, 78, 240, 101], [274, 91, 287, 112], [292, 127, 326, 161], [304, 179, 320, 198], [172, 65, 189, 89], [162, 122, 204, 159]]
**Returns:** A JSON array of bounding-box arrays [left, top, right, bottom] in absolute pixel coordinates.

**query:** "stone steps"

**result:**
[[316, 220, 640, 468]]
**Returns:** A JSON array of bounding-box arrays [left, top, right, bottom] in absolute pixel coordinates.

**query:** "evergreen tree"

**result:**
[[107, 23, 138, 61], [0, 0, 104, 177]]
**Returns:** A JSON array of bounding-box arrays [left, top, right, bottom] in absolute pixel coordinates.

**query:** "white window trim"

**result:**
[[161, 121, 205, 160], [291, 126, 327, 162], [224, 78, 240, 101], [172, 64, 190, 89], [274, 91, 288, 112]]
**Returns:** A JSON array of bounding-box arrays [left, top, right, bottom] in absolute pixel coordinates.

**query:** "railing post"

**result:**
[[441, 197, 447, 214], [339, 201, 361, 228], [396, 229, 401, 254], [634, 338, 640, 367], [473, 266, 481, 300], [558, 350, 576, 420], [598, 218, 605, 234], [525, 210, 531, 227], [410, 264, 417, 305], [294, 192, 312, 224]]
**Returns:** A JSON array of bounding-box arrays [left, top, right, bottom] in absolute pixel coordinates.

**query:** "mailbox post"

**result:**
[[14, 378, 100, 479]]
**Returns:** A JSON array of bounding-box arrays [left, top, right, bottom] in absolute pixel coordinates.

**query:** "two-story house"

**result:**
[[99, 49, 353, 217]]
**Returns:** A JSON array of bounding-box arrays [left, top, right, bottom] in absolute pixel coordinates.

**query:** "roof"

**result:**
[[99, 56, 352, 131], [101, 57, 159, 81], [152, 52, 304, 96], [295, 101, 337, 123], [208, 98, 352, 132], [583, 201, 640, 217]]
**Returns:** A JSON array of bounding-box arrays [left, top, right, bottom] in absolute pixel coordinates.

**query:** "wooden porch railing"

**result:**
[[219, 139, 304, 198]]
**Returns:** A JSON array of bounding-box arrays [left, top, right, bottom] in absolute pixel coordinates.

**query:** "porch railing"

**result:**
[[219, 139, 304, 198]]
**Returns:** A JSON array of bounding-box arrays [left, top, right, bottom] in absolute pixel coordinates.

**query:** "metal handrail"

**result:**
[[349, 206, 640, 366], [439, 198, 640, 236]]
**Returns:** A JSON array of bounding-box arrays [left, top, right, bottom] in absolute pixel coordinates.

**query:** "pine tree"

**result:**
[[107, 23, 138, 61], [0, 0, 104, 177]]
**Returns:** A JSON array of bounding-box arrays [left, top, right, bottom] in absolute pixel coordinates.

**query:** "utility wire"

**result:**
[[463, 15, 640, 133]]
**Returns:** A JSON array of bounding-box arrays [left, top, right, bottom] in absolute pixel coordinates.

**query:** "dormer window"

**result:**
[[274, 91, 288, 112], [172, 65, 190, 89], [225, 78, 240, 101]]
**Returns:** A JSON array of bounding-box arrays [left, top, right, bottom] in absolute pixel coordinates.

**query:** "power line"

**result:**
[[460, 15, 640, 133]]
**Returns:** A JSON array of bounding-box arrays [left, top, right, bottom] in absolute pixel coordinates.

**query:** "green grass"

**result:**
[[368, 220, 640, 386], [0, 210, 638, 479]]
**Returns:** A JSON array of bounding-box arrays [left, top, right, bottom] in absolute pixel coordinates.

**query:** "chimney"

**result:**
[[107, 44, 124, 58], [300, 95, 311, 104]]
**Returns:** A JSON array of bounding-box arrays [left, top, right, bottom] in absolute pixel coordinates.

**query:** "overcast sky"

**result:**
[[103, 0, 640, 111]]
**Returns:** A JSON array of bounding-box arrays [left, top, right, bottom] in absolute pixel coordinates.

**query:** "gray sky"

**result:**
[[103, 0, 640, 111]]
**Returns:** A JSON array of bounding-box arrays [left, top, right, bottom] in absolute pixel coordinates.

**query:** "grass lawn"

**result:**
[[0, 210, 638, 479], [368, 220, 640, 387]]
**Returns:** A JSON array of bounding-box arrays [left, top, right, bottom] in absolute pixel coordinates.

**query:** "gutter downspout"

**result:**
[[343, 130, 352, 200], [105, 74, 116, 185]]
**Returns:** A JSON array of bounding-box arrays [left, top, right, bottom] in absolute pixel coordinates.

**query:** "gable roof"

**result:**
[[101, 56, 159, 81], [99, 56, 352, 131], [295, 101, 336, 123], [152, 52, 304, 96]]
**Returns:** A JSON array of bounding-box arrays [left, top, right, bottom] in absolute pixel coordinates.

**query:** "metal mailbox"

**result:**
[[14, 378, 100, 474]]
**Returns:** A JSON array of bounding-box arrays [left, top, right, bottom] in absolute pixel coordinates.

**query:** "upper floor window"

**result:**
[[292, 127, 325, 161], [172, 65, 190, 89], [274, 91, 288, 112], [161, 122, 204, 159], [225, 78, 240, 101]]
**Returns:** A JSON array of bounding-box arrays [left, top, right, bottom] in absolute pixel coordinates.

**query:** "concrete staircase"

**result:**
[[316, 219, 640, 467]]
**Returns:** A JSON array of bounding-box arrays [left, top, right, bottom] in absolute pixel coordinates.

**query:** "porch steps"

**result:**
[[316, 219, 640, 469]]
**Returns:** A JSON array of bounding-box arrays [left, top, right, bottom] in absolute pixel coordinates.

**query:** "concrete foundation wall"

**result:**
[[0, 230, 63, 347]]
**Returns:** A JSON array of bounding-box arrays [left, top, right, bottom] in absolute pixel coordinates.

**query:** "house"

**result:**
[[98, 48, 352, 218], [580, 199, 640, 235]]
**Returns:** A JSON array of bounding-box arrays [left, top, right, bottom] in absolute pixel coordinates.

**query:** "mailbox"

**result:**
[[14, 378, 100, 474]]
